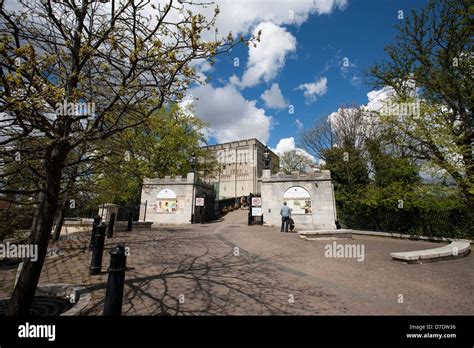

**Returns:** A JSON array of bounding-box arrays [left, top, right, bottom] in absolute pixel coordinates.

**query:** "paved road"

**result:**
[[1, 209, 473, 315]]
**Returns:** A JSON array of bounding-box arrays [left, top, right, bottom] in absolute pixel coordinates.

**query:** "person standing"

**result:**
[[280, 201, 291, 232]]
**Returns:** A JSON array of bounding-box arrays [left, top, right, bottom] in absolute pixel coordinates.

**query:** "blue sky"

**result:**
[[188, 0, 429, 154]]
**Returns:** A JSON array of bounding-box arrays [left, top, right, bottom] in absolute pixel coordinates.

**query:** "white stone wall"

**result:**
[[260, 170, 337, 230], [140, 173, 214, 226]]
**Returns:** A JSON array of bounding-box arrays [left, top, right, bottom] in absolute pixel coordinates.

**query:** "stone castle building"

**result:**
[[201, 138, 279, 199]]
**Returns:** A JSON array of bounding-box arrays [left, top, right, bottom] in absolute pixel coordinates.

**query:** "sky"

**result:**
[[186, 0, 429, 156], [4, 0, 429, 157]]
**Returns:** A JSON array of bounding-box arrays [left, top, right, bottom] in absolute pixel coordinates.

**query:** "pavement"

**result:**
[[1, 209, 473, 315]]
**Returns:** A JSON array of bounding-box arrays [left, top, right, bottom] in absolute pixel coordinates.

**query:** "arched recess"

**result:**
[[283, 186, 312, 214], [155, 189, 177, 213]]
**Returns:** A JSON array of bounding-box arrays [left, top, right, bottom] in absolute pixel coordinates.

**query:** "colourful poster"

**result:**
[[155, 199, 177, 213]]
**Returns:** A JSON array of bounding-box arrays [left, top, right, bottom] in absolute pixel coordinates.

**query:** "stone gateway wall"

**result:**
[[140, 172, 214, 225], [260, 170, 337, 230]]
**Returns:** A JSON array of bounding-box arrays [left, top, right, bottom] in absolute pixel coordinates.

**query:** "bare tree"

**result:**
[[0, 0, 257, 315], [369, 0, 473, 207], [300, 106, 378, 161]]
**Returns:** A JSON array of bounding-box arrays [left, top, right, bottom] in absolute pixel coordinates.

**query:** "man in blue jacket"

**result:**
[[280, 201, 291, 232]]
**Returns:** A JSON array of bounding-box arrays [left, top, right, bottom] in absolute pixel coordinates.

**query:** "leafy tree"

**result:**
[[369, 0, 473, 208], [366, 139, 420, 187], [0, 0, 256, 315], [323, 146, 369, 199], [279, 150, 315, 174]]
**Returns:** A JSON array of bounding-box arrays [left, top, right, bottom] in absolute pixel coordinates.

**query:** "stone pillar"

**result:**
[[186, 172, 196, 182]]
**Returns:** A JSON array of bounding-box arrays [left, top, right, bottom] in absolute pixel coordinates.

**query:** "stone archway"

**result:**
[[283, 186, 312, 215]]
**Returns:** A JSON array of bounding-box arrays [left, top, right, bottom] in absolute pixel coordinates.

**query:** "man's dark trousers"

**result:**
[[281, 216, 290, 232]]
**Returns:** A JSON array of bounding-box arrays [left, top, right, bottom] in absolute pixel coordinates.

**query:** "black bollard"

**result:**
[[248, 193, 253, 226], [107, 213, 116, 238], [103, 245, 127, 316], [126, 212, 133, 231], [89, 223, 106, 275], [89, 215, 102, 251]]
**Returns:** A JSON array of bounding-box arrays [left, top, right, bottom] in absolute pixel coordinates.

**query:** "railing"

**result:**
[[338, 204, 474, 239]]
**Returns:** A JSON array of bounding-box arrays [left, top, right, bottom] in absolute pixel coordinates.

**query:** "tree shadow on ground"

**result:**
[[79, 233, 347, 315]]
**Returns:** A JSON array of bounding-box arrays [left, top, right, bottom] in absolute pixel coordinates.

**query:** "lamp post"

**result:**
[[189, 152, 197, 223], [262, 146, 271, 170], [189, 152, 196, 173]]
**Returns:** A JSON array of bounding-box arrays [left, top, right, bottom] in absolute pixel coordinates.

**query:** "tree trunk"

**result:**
[[8, 144, 68, 315], [51, 195, 68, 242]]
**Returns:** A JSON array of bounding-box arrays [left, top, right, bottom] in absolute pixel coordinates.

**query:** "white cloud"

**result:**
[[237, 22, 296, 88], [365, 86, 396, 112], [153, 1, 347, 86], [274, 137, 297, 153], [365, 79, 421, 112], [272, 137, 315, 161], [190, 83, 272, 143], [295, 77, 328, 104], [189, 0, 349, 40], [260, 83, 287, 109]]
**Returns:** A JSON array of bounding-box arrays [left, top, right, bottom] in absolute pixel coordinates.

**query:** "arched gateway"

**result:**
[[260, 170, 337, 230]]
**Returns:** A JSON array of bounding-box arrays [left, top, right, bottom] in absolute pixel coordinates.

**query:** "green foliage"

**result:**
[[366, 139, 420, 187], [0, 205, 35, 241], [369, 0, 473, 207], [323, 146, 369, 202], [323, 0, 474, 237], [325, 138, 473, 237]]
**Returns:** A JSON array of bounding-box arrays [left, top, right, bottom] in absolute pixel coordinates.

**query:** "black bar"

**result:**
[[0, 316, 472, 345]]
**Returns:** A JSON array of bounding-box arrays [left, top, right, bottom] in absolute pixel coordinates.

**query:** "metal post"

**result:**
[[107, 213, 116, 238], [90, 224, 106, 275], [191, 184, 195, 224], [103, 245, 127, 316], [89, 215, 102, 251], [248, 193, 252, 226], [143, 200, 147, 222], [126, 211, 133, 231]]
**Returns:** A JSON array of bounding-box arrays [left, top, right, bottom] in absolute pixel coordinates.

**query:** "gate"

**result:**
[[194, 192, 216, 223]]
